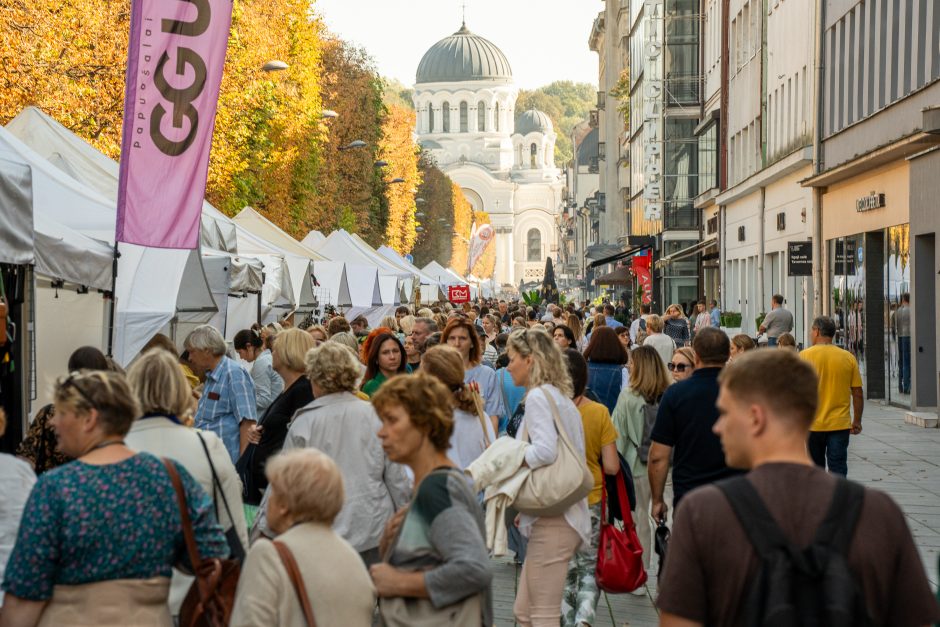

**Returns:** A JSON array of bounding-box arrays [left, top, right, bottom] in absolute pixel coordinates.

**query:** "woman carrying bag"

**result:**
[[371, 373, 493, 626], [505, 328, 592, 627]]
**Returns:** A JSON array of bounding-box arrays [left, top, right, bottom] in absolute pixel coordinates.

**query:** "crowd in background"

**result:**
[[0, 294, 936, 627]]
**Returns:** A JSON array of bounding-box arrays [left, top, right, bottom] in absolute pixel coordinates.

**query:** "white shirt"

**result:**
[[448, 408, 498, 469], [0, 454, 37, 605], [515, 385, 592, 548], [643, 332, 677, 368]]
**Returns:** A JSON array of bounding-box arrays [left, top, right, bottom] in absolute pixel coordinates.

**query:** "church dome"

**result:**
[[416, 24, 513, 84], [515, 109, 554, 135]]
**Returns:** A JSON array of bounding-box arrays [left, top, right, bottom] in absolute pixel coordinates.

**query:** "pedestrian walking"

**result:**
[[230, 449, 377, 627], [758, 294, 794, 346], [421, 345, 497, 468], [233, 328, 284, 416], [561, 349, 620, 627], [253, 342, 411, 565], [668, 347, 696, 383], [0, 371, 228, 625], [583, 327, 630, 414], [642, 314, 677, 369], [649, 328, 740, 522], [800, 316, 864, 477], [371, 373, 493, 626], [360, 332, 408, 397], [662, 303, 691, 347], [186, 325, 258, 463], [656, 349, 940, 627], [691, 301, 712, 337], [611, 345, 671, 574], [892, 292, 911, 394], [125, 348, 248, 615], [729, 334, 757, 362], [505, 328, 592, 627], [443, 318, 505, 430], [629, 304, 652, 343], [708, 299, 721, 328]]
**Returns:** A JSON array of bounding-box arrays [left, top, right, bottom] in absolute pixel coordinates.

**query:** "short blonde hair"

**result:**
[[273, 328, 315, 373], [54, 371, 140, 436], [506, 327, 573, 397], [127, 349, 192, 418], [646, 314, 664, 333], [380, 316, 399, 332], [628, 345, 671, 403], [306, 325, 328, 342], [265, 449, 345, 525], [398, 315, 416, 336], [666, 303, 687, 320], [305, 341, 360, 394], [328, 331, 360, 357]]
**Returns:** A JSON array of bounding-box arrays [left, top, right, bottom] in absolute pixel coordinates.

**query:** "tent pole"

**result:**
[[106, 243, 119, 358]]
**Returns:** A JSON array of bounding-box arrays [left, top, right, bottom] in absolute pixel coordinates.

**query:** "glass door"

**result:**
[[885, 224, 911, 407], [830, 235, 866, 379]]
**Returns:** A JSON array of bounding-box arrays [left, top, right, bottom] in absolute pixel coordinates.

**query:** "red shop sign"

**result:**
[[448, 285, 471, 304]]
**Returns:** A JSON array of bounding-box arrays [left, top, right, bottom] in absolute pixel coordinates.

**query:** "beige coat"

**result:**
[[230, 522, 376, 627]]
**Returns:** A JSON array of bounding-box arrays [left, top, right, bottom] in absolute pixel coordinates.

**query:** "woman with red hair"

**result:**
[[441, 318, 503, 433]]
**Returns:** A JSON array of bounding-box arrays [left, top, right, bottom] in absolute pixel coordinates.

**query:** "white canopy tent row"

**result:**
[[421, 260, 480, 300], [376, 246, 446, 304]]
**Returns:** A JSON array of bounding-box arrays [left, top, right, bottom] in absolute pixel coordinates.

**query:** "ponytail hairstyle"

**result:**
[[420, 345, 487, 417]]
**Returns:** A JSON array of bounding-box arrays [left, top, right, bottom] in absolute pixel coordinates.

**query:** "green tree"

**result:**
[[516, 81, 596, 165]]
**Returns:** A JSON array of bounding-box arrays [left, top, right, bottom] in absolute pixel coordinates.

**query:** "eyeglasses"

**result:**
[[62, 372, 97, 407], [667, 362, 690, 372]]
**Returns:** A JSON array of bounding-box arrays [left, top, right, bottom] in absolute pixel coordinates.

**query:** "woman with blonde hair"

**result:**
[[669, 346, 696, 382], [729, 333, 757, 361], [505, 327, 591, 626], [239, 329, 316, 508], [642, 314, 677, 368], [306, 324, 328, 345], [230, 449, 376, 626], [611, 345, 671, 574], [663, 303, 691, 347], [379, 315, 399, 334], [565, 313, 585, 351], [125, 349, 249, 616], [252, 342, 410, 565], [398, 314, 416, 337], [420, 345, 497, 468]]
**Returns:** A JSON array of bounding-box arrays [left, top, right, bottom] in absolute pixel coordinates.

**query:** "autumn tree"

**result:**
[[411, 152, 454, 268], [516, 81, 596, 165], [449, 184, 495, 279], [379, 104, 420, 254]]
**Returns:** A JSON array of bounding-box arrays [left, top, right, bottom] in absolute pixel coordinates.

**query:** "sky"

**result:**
[[313, 0, 600, 90]]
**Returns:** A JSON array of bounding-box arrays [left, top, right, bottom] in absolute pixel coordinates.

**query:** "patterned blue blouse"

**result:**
[[1, 453, 228, 601]]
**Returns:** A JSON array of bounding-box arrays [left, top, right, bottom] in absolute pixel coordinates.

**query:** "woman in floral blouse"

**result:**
[[0, 370, 227, 626]]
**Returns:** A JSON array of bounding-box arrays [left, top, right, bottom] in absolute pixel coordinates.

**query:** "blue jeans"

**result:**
[[898, 336, 911, 393], [808, 429, 850, 476], [767, 336, 778, 347]]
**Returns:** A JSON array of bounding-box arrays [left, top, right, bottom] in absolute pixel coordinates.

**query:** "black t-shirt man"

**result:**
[[650, 367, 741, 505]]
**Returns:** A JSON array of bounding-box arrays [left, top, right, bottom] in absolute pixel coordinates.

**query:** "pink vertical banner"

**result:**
[[115, 0, 233, 249]]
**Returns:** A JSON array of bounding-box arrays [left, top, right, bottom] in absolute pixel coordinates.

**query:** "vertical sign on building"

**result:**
[[643, 0, 664, 221], [115, 0, 234, 249]]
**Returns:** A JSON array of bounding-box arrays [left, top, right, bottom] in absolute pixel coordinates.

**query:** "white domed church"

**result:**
[[413, 23, 564, 288]]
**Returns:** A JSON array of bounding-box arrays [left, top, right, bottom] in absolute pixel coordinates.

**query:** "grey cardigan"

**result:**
[[253, 392, 412, 551]]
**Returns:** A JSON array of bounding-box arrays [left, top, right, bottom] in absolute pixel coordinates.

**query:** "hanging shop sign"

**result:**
[[787, 241, 813, 276], [642, 0, 664, 221], [856, 192, 886, 213]]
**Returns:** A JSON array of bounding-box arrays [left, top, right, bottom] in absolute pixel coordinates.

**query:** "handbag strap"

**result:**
[[540, 388, 578, 451], [274, 541, 317, 627], [471, 389, 492, 448], [161, 458, 205, 581], [195, 431, 236, 528]]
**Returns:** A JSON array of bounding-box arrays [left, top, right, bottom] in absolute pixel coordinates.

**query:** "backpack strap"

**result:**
[[716, 476, 794, 560], [812, 478, 865, 554]]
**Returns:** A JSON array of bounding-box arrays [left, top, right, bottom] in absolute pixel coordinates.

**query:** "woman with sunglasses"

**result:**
[[668, 347, 696, 382], [611, 345, 671, 575]]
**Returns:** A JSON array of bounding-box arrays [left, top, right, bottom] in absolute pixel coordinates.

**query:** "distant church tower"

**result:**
[[413, 23, 564, 288]]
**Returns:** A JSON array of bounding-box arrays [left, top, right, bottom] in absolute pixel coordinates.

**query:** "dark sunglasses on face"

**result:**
[[668, 362, 690, 372]]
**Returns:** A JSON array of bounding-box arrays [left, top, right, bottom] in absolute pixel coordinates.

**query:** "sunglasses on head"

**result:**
[[667, 362, 690, 372], [63, 372, 97, 407]]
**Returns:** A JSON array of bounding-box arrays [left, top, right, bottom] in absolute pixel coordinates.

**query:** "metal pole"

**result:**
[[105, 243, 119, 358]]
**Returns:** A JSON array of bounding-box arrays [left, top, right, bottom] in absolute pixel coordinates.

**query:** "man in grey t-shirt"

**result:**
[[759, 294, 793, 346]]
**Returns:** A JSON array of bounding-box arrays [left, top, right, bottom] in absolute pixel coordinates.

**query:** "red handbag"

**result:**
[[595, 469, 648, 593]]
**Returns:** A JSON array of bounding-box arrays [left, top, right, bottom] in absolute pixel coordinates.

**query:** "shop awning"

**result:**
[[654, 238, 716, 268], [588, 245, 649, 268], [584, 243, 623, 261], [595, 266, 632, 285]]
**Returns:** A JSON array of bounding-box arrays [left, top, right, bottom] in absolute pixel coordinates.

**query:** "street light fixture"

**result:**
[[374, 160, 389, 167], [262, 60, 289, 72], [389, 177, 406, 184], [416, 198, 426, 204], [320, 109, 339, 119], [339, 140, 367, 151], [416, 212, 425, 217]]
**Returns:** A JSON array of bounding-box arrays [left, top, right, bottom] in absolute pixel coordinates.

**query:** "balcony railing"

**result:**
[[664, 73, 701, 106]]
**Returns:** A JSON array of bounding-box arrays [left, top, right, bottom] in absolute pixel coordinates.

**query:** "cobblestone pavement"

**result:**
[[491, 401, 940, 626]]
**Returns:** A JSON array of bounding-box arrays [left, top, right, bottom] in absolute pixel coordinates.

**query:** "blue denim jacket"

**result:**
[[587, 361, 624, 414]]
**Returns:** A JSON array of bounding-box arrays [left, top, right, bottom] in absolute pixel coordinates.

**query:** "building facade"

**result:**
[[802, 0, 940, 410], [413, 24, 564, 289]]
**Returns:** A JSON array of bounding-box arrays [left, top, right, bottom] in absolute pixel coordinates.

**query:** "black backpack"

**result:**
[[717, 476, 871, 627], [637, 397, 660, 464]]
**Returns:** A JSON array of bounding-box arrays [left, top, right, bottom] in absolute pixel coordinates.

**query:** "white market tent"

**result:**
[[232, 207, 352, 309], [376, 246, 446, 303], [309, 230, 405, 305], [300, 231, 325, 248], [4, 108, 221, 365], [421, 261, 479, 300]]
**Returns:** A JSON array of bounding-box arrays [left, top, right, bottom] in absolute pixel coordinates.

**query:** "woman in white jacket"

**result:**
[[506, 327, 592, 627], [125, 348, 249, 617]]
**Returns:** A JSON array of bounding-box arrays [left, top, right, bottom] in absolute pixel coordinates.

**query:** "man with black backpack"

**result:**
[[656, 349, 940, 627]]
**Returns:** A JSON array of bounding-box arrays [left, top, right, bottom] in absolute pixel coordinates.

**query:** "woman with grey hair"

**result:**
[[231, 449, 376, 626], [252, 342, 410, 566], [184, 324, 258, 462]]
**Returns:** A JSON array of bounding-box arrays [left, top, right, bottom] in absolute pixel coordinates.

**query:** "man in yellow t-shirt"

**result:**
[[800, 315, 863, 476]]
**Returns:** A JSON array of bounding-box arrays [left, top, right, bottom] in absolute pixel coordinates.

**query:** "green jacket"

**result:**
[[611, 387, 648, 477]]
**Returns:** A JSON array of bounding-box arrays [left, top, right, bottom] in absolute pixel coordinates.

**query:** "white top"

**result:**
[[644, 332, 676, 369], [515, 385, 592, 547], [448, 408, 498, 469], [250, 350, 284, 415], [0, 454, 35, 605]]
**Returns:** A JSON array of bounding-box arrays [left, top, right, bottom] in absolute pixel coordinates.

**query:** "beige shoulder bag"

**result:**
[[513, 388, 593, 517]]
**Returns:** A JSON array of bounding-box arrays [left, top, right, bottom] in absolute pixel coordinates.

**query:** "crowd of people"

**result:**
[[0, 295, 937, 626]]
